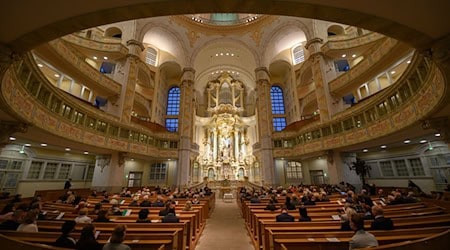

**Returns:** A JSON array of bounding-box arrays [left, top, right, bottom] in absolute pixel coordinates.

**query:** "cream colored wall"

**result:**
[[17, 181, 92, 197], [123, 159, 178, 187], [274, 159, 286, 185], [368, 178, 435, 194]]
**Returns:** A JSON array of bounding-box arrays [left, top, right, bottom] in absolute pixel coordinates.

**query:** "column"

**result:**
[[234, 130, 239, 161], [255, 67, 275, 185], [306, 38, 333, 122], [326, 150, 344, 184], [213, 129, 218, 162], [177, 67, 195, 186], [118, 39, 144, 123], [91, 153, 125, 193]]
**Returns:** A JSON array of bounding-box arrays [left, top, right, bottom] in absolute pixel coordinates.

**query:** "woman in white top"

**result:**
[[17, 210, 38, 232], [74, 208, 92, 224]]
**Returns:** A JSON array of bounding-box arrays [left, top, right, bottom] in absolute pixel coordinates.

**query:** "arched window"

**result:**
[[292, 45, 305, 65], [165, 87, 180, 132], [145, 47, 158, 66], [270, 86, 287, 131]]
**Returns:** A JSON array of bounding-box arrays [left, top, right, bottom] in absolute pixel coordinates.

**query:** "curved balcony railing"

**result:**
[[1, 53, 178, 158], [272, 54, 445, 157], [62, 33, 128, 56], [321, 32, 384, 53], [44, 39, 122, 96], [329, 37, 410, 95]]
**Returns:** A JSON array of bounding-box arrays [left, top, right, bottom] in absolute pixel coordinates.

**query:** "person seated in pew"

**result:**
[[17, 210, 38, 232], [303, 194, 316, 206], [291, 194, 300, 206], [162, 212, 180, 223], [136, 209, 151, 223], [276, 206, 295, 222], [0, 209, 24, 230], [102, 225, 131, 250], [340, 207, 357, 231], [94, 210, 111, 222], [75, 208, 92, 223], [109, 195, 119, 205], [110, 204, 122, 216], [100, 195, 110, 204], [349, 213, 378, 250], [284, 196, 296, 210], [159, 201, 176, 216], [191, 195, 200, 205], [139, 195, 152, 207], [152, 195, 165, 207], [370, 206, 394, 230], [90, 190, 98, 198], [298, 206, 311, 222], [76, 224, 102, 250], [183, 201, 193, 211], [250, 193, 261, 203], [0, 202, 15, 220], [92, 203, 102, 215], [264, 200, 277, 211], [128, 195, 140, 207], [54, 220, 77, 249]]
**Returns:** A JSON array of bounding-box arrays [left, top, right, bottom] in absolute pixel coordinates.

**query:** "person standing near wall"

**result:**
[[64, 178, 72, 189]]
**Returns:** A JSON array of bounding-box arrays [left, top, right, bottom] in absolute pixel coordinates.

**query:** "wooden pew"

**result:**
[[358, 229, 450, 250], [0, 230, 175, 250], [264, 226, 450, 250], [254, 214, 450, 249], [0, 233, 67, 250], [35, 221, 188, 250]]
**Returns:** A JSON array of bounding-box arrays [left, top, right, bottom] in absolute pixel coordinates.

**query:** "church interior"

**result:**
[[0, 1, 450, 249]]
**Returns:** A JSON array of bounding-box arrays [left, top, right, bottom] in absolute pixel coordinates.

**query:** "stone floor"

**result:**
[[195, 197, 255, 250]]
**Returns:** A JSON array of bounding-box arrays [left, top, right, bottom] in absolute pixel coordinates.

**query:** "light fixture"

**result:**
[[9, 136, 16, 141], [407, 60, 411, 64], [380, 145, 387, 149], [131, 158, 134, 161], [65, 148, 71, 151], [352, 54, 356, 58], [40, 143, 47, 147], [390, 71, 396, 74], [24, 143, 31, 147], [19, 146, 25, 154], [231, 53, 234, 56], [404, 139, 411, 144], [363, 149, 368, 153], [215, 53, 218, 56], [420, 139, 427, 144], [341, 54, 346, 58], [83, 151, 89, 155], [220, 53, 223, 56], [54, 74, 60, 78], [428, 142, 433, 151], [168, 159, 171, 161], [435, 133, 441, 137], [103, 56, 108, 60], [93, 56, 97, 60], [37, 63, 43, 67]]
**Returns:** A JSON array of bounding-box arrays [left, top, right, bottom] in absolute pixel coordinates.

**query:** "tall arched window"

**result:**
[[292, 45, 305, 65], [145, 47, 158, 66], [165, 87, 180, 132], [270, 86, 287, 131]]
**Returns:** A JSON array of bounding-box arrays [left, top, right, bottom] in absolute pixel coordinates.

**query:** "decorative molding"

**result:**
[[0, 121, 28, 143]]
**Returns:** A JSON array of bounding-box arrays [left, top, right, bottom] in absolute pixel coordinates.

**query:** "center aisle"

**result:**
[[195, 197, 254, 250]]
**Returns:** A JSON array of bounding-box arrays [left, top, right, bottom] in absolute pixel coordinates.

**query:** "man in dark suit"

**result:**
[[370, 206, 393, 230], [276, 206, 295, 222]]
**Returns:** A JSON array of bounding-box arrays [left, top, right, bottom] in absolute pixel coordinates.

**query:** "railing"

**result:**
[[1, 53, 179, 156], [272, 53, 445, 157]]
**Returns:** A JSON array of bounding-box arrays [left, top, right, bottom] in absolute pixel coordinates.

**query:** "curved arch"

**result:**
[[327, 24, 345, 36], [3, 1, 444, 53], [104, 26, 122, 38], [139, 22, 189, 67]]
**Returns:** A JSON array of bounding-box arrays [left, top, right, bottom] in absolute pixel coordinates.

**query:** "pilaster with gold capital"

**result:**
[[306, 37, 332, 122]]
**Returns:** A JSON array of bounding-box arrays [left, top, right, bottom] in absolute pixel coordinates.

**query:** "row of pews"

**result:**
[[0, 191, 216, 250], [239, 193, 450, 250]]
